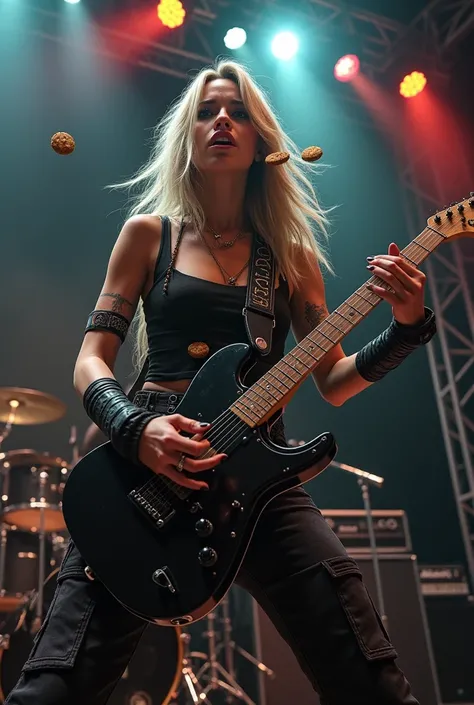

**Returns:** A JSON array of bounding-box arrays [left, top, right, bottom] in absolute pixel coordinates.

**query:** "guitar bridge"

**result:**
[[129, 488, 175, 528]]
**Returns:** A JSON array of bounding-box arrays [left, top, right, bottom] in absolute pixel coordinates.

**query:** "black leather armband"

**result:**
[[85, 310, 130, 343], [83, 378, 156, 463], [355, 307, 436, 383]]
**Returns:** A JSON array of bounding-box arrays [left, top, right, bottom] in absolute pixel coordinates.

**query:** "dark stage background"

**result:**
[[1, 4, 473, 574]]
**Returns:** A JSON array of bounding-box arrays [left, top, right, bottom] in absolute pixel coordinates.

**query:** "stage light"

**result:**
[[157, 0, 186, 29], [271, 32, 299, 61], [64, 0, 81, 4], [400, 71, 427, 98], [334, 54, 360, 83], [224, 27, 247, 50]]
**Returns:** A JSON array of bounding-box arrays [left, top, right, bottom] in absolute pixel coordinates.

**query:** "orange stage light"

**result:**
[[157, 0, 186, 29], [400, 71, 427, 98]]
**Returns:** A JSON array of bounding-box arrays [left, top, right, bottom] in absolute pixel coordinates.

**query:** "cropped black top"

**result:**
[[143, 217, 292, 385]]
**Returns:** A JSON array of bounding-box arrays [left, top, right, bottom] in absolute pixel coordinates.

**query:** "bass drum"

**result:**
[[0, 568, 183, 704]]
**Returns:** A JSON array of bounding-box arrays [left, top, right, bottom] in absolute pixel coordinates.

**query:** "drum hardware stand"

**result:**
[[174, 595, 273, 705], [0, 526, 8, 603], [0, 399, 18, 452], [31, 478, 47, 635], [330, 460, 389, 631]]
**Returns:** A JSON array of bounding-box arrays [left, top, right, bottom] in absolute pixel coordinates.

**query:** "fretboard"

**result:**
[[231, 226, 446, 426]]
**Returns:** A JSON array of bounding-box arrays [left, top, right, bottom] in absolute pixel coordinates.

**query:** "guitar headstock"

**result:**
[[427, 193, 474, 240]]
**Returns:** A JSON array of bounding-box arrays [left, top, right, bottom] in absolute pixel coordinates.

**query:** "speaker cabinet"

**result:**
[[253, 553, 441, 705], [424, 595, 474, 703]]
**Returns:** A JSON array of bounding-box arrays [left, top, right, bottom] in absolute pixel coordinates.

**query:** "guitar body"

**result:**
[[63, 344, 336, 626]]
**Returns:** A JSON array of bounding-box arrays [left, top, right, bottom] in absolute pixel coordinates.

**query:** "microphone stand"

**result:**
[[330, 460, 389, 631]]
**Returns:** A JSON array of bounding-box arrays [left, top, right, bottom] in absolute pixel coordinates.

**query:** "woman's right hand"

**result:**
[[138, 415, 226, 490]]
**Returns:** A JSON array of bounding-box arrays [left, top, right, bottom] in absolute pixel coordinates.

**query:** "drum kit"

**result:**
[[0, 386, 274, 704], [0, 386, 71, 701]]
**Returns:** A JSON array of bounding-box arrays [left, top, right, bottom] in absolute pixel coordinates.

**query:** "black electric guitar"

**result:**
[[63, 197, 474, 626]]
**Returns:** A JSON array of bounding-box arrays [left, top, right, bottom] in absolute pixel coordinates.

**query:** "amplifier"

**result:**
[[418, 564, 470, 596], [321, 509, 411, 553]]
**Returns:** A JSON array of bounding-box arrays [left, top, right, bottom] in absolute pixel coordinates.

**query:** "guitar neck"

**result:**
[[231, 226, 446, 427]]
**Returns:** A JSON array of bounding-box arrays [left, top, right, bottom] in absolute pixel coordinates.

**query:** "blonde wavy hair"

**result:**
[[111, 59, 332, 371]]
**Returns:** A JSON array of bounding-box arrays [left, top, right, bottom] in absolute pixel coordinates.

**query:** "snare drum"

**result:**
[[0, 450, 69, 532]]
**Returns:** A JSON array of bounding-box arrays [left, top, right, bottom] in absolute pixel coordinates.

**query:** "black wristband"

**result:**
[[85, 310, 130, 343], [82, 378, 156, 463], [355, 307, 436, 383]]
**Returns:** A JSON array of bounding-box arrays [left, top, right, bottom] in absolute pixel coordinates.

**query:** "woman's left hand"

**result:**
[[366, 242, 426, 326]]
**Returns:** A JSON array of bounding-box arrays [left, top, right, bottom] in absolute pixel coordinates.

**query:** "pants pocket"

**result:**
[[22, 574, 94, 672], [322, 555, 398, 662]]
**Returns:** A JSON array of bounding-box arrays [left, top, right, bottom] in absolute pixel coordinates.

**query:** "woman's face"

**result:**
[[192, 78, 259, 175]]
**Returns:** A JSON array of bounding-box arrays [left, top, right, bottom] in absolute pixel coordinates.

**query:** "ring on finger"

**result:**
[[176, 453, 186, 473]]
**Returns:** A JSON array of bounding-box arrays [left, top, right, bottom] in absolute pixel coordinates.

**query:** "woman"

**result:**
[[6, 60, 435, 705]]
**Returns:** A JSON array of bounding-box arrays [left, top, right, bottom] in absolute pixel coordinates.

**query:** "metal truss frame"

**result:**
[[398, 149, 474, 587], [26, 0, 474, 80]]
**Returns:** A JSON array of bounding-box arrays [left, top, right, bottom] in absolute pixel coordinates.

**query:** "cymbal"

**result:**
[[0, 388, 66, 425]]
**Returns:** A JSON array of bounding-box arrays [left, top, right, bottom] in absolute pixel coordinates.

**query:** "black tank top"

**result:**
[[143, 217, 292, 385]]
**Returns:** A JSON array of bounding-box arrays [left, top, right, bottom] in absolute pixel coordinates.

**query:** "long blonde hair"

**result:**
[[111, 59, 332, 370]]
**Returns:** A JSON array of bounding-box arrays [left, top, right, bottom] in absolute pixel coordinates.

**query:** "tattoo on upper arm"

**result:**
[[98, 292, 134, 314], [304, 301, 329, 331]]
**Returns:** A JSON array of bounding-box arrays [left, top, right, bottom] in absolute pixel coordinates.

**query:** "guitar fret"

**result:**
[[402, 253, 418, 266], [343, 299, 366, 316], [230, 222, 452, 428], [270, 367, 294, 389], [254, 381, 279, 405], [325, 317, 345, 335], [298, 343, 318, 363], [263, 372, 289, 397], [233, 399, 261, 424], [257, 377, 283, 399], [287, 351, 311, 371], [332, 309, 357, 331], [245, 390, 270, 415]]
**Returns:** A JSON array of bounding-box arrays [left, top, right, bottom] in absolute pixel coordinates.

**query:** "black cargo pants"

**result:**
[[6, 391, 418, 705]]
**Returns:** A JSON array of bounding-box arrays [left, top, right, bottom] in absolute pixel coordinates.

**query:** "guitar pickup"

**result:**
[[129, 488, 175, 528]]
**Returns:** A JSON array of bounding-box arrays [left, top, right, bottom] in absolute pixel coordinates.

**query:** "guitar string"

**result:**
[[137, 229, 445, 506]]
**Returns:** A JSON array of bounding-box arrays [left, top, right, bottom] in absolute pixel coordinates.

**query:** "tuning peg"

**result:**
[[434, 215, 442, 224], [470, 191, 474, 197], [469, 198, 474, 208], [457, 204, 465, 213], [446, 208, 453, 218]]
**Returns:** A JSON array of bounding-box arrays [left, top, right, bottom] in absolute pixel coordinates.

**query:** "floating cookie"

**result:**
[[265, 151, 290, 166], [187, 342, 210, 359], [51, 132, 75, 155], [301, 146, 323, 162]]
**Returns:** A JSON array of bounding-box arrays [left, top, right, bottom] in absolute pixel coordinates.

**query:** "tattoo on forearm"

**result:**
[[99, 292, 134, 313], [304, 302, 329, 331]]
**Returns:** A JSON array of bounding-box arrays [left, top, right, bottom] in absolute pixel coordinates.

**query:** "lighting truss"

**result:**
[[398, 149, 474, 588]]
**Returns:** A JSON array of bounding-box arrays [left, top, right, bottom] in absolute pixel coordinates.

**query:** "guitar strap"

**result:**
[[127, 233, 277, 401], [242, 234, 276, 357]]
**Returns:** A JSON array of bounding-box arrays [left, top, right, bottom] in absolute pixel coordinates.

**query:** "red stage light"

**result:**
[[400, 71, 427, 98], [334, 54, 360, 83], [157, 0, 186, 29]]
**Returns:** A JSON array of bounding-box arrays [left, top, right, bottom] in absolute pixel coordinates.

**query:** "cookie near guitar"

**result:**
[[63, 196, 474, 627]]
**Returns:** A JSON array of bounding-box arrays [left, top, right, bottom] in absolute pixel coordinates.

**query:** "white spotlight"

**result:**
[[64, 0, 81, 4], [271, 31, 299, 61], [224, 27, 247, 50]]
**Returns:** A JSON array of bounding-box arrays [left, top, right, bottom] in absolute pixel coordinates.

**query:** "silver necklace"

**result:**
[[199, 232, 250, 285]]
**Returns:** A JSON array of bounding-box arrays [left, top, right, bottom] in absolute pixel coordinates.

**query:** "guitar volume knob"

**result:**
[[195, 518, 213, 537], [198, 547, 218, 567]]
